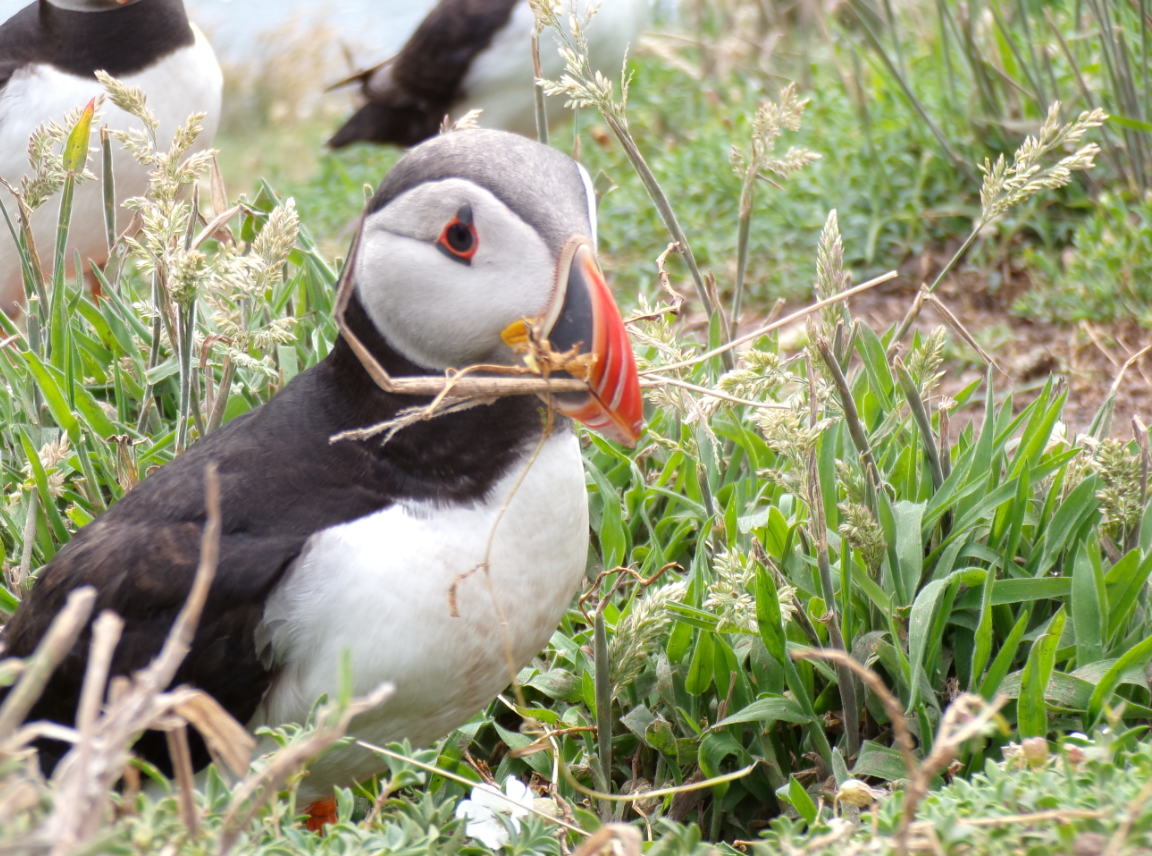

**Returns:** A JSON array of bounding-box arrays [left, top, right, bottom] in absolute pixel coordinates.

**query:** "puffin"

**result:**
[[0, 129, 643, 828], [328, 0, 650, 149], [0, 0, 222, 315]]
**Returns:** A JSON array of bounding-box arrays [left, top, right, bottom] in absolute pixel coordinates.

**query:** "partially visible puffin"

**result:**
[[0, 0, 222, 315], [0, 129, 642, 827], [328, 0, 650, 149]]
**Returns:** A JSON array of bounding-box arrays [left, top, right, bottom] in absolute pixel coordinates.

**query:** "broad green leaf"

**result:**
[[714, 695, 809, 728], [698, 731, 748, 799], [969, 562, 996, 692], [1088, 634, 1152, 724], [957, 369, 995, 522], [1008, 382, 1063, 480], [23, 352, 80, 442], [1071, 541, 1106, 667], [1033, 477, 1100, 577], [686, 631, 715, 696], [892, 500, 924, 606], [585, 460, 626, 568], [1108, 113, 1152, 132], [850, 558, 890, 612], [831, 748, 851, 786], [0, 585, 18, 614], [851, 740, 911, 782], [1073, 658, 1151, 691], [980, 610, 1029, 700], [756, 506, 791, 558], [955, 577, 1072, 609], [854, 323, 895, 407], [929, 479, 1019, 565], [783, 775, 817, 824], [29, 353, 118, 441], [1018, 610, 1065, 738], [62, 98, 95, 173], [1104, 548, 1152, 643], [998, 661, 1152, 717], [907, 578, 950, 711], [756, 566, 787, 665], [922, 451, 976, 532], [144, 358, 181, 385]]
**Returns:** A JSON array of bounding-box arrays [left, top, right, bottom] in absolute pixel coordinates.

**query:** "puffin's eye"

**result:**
[[437, 204, 477, 264]]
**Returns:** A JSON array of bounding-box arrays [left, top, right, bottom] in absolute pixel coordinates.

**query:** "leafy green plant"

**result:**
[[1017, 189, 1152, 325]]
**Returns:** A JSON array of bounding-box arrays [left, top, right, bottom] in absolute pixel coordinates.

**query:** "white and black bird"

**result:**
[[328, 0, 649, 149], [0, 0, 222, 315], [0, 129, 642, 827]]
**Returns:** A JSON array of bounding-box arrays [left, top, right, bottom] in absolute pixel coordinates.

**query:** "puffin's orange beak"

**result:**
[[541, 242, 643, 447]]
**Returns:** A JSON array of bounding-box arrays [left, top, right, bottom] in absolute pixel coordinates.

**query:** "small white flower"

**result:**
[[454, 777, 533, 849]]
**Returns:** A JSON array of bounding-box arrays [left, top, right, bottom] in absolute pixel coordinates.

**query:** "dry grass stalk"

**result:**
[[625, 243, 685, 324], [793, 648, 1006, 856], [0, 466, 262, 854], [0, 588, 96, 742], [0, 461, 396, 854], [217, 682, 394, 855], [35, 466, 225, 853], [571, 822, 642, 856], [642, 271, 897, 377]]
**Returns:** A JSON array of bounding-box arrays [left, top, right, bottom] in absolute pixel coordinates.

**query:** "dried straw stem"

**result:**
[[0, 588, 96, 742], [217, 683, 394, 856]]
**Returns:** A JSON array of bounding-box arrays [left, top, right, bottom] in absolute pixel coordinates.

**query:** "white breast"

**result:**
[[455, 0, 650, 135], [0, 26, 221, 313], [253, 429, 589, 800]]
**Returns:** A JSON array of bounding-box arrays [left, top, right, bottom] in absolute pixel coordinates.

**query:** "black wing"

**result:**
[[328, 0, 520, 148], [1, 350, 396, 772]]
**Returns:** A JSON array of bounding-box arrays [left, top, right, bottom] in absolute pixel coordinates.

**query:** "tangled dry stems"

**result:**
[[0, 467, 391, 855]]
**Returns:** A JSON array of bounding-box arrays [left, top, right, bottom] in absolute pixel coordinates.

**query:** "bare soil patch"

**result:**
[[845, 262, 1152, 439], [715, 257, 1151, 440]]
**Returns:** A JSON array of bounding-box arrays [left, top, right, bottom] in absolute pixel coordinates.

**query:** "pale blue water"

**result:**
[[0, 0, 440, 56], [187, 0, 438, 56]]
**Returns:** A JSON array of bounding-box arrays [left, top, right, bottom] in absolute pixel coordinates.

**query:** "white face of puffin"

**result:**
[[353, 156, 643, 447], [354, 177, 557, 371]]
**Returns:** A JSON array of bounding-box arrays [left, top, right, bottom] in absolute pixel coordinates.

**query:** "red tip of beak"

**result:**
[[553, 246, 643, 447]]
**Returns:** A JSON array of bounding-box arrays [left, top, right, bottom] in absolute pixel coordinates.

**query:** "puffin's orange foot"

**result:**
[[305, 796, 338, 832]]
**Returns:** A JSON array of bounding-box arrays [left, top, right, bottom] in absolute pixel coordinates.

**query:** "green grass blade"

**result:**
[[1018, 609, 1065, 738], [980, 609, 1030, 700], [892, 500, 925, 607], [1104, 548, 1152, 644], [1071, 541, 1107, 667], [1087, 634, 1152, 724]]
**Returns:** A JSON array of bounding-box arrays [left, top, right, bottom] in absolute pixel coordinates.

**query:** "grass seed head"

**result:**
[[1092, 439, 1143, 540], [978, 104, 1105, 224], [608, 579, 687, 695], [906, 327, 947, 395], [706, 549, 795, 634], [838, 502, 886, 574]]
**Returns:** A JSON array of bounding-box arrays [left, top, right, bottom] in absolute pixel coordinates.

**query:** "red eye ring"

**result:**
[[437, 203, 478, 264]]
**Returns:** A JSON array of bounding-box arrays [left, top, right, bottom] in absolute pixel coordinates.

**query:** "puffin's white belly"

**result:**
[[0, 26, 221, 314], [456, 0, 650, 135], [253, 429, 589, 800]]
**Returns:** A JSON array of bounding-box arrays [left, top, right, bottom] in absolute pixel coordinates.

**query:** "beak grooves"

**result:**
[[544, 242, 643, 447]]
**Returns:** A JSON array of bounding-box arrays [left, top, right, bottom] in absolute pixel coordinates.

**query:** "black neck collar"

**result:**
[[325, 292, 555, 503], [0, 0, 195, 78]]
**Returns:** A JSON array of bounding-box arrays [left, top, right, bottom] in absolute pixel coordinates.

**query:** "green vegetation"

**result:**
[[1, 1, 1152, 854]]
